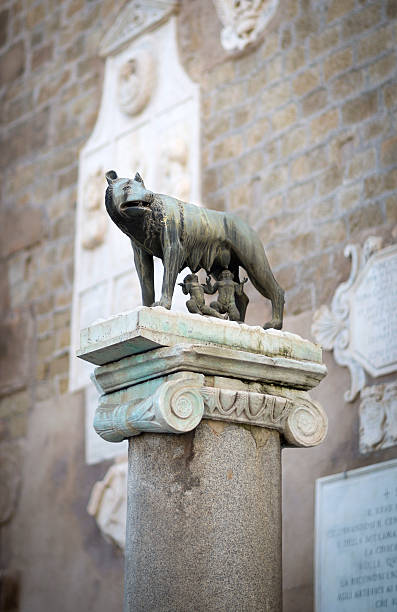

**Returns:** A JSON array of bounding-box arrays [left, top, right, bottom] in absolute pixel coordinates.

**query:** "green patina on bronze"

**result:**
[[105, 170, 285, 329]]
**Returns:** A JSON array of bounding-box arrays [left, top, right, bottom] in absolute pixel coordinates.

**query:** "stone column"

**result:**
[[126, 423, 282, 612], [78, 307, 327, 612]]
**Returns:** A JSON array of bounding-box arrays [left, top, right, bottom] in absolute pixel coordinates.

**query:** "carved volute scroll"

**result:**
[[213, 0, 279, 51], [94, 373, 327, 448], [284, 398, 328, 448], [94, 373, 205, 442]]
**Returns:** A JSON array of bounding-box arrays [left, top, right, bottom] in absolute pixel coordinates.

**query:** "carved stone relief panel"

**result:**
[[0, 443, 21, 525], [158, 124, 191, 201], [359, 382, 397, 454], [70, 3, 200, 464], [112, 272, 140, 315], [87, 456, 128, 549], [312, 237, 397, 402], [115, 129, 148, 187], [213, 0, 279, 51], [81, 169, 107, 250]]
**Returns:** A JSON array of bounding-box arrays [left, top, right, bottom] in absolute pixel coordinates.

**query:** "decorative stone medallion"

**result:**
[[213, 0, 279, 51], [312, 237, 397, 402], [117, 50, 156, 116]]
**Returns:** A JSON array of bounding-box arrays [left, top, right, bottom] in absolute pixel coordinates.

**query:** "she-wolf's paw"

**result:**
[[263, 318, 282, 330], [151, 299, 172, 309]]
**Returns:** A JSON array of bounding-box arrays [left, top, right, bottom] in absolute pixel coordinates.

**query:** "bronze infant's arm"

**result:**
[[235, 277, 248, 296], [202, 276, 217, 295], [178, 282, 189, 296]]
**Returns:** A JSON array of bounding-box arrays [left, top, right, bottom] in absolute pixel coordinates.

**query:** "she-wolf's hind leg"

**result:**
[[266, 280, 285, 330], [246, 261, 285, 330]]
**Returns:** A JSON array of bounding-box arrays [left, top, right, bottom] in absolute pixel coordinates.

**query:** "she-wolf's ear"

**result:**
[[134, 172, 145, 186], [105, 170, 118, 185]]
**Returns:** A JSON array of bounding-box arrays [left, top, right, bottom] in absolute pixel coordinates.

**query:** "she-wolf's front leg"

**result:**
[[155, 242, 184, 310], [132, 242, 154, 306]]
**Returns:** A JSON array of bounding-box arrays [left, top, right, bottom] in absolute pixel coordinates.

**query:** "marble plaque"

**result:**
[[350, 247, 397, 377], [315, 460, 397, 612], [312, 238, 397, 402]]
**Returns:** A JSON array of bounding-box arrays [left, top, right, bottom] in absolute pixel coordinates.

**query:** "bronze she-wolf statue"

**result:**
[[105, 170, 284, 330]]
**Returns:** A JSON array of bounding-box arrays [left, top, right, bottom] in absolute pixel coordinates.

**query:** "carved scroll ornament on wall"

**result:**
[[87, 456, 127, 549], [213, 0, 279, 51], [312, 237, 397, 402]]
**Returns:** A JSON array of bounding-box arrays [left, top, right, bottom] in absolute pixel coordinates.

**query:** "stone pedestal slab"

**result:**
[[78, 306, 324, 366], [78, 307, 327, 611]]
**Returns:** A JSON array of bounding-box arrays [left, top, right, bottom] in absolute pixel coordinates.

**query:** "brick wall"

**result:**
[[197, 0, 397, 319]]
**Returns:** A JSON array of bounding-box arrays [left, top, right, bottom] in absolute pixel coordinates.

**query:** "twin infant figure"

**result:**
[[179, 270, 248, 322]]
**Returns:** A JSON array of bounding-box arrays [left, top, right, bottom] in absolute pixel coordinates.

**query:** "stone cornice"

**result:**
[[93, 343, 327, 394]]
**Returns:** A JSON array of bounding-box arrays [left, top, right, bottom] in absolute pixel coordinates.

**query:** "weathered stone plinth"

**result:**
[[78, 307, 327, 612]]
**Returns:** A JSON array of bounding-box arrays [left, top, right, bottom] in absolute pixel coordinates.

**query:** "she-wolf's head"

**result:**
[[105, 170, 154, 215]]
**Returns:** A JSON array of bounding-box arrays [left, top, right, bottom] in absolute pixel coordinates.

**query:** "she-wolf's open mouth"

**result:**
[[120, 190, 154, 210], [120, 200, 150, 210]]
